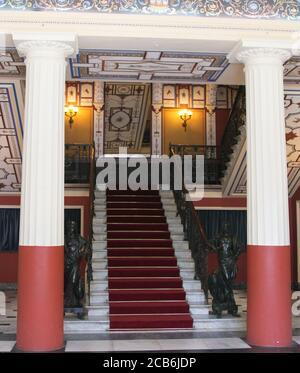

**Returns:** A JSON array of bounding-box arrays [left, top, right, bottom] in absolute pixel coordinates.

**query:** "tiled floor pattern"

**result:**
[[65, 338, 250, 352], [1, 337, 300, 352]]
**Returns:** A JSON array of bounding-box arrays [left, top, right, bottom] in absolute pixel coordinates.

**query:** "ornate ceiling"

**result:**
[[70, 50, 229, 82], [2, 48, 300, 85], [1, 1, 299, 20]]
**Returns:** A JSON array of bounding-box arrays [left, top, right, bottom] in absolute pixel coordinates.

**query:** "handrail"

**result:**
[[169, 144, 218, 159], [219, 86, 246, 177], [85, 142, 96, 306], [169, 146, 209, 302], [169, 144, 220, 185]]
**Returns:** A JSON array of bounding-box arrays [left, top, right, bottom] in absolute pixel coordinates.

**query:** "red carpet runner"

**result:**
[[106, 190, 193, 330]]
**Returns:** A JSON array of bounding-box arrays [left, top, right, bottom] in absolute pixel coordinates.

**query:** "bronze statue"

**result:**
[[207, 222, 244, 318], [64, 220, 88, 311]]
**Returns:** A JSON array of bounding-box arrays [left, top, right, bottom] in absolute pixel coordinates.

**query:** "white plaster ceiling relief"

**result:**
[[70, 50, 229, 82]]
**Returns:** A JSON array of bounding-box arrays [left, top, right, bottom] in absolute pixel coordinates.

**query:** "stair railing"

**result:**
[[169, 144, 220, 185], [219, 86, 246, 178], [85, 142, 96, 306], [169, 147, 209, 303]]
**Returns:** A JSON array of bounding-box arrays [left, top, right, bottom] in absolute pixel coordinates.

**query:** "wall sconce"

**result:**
[[178, 109, 192, 132], [64, 105, 78, 128]]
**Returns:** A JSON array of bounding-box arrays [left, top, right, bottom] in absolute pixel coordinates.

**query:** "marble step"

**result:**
[[90, 278, 200, 292], [94, 190, 107, 197], [95, 211, 106, 218], [173, 241, 189, 250], [94, 198, 106, 205], [92, 240, 189, 251], [192, 314, 246, 331], [93, 225, 107, 234], [95, 205, 106, 212], [91, 248, 192, 260], [90, 293, 109, 306], [162, 205, 177, 212], [159, 191, 174, 198], [93, 233, 184, 242], [89, 290, 206, 306], [92, 258, 107, 267], [86, 305, 109, 317], [90, 281, 108, 291], [177, 261, 194, 269], [64, 318, 109, 333], [182, 280, 202, 291], [190, 304, 210, 315], [92, 268, 195, 281], [86, 303, 209, 318], [186, 291, 207, 304], [93, 217, 106, 225], [166, 217, 182, 225]]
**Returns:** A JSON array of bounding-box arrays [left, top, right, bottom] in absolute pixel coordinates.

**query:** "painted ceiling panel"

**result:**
[[2, 48, 300, 85], [70, 50, 229, 82], [104, 83, 151, 154]]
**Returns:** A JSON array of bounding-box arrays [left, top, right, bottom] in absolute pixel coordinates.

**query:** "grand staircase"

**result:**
[[90, 189, 199, 330], [64, 188, 246, 333]]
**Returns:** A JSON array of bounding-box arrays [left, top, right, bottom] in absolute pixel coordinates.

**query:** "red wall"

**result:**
[[0, 194, 91, 283]]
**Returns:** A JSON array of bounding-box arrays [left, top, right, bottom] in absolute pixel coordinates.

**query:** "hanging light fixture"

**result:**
[[64, 105, 79, 128], [178, 108, 192, 132]]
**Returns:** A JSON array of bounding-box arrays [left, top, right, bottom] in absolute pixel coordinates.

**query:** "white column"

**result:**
[[16, 37, 76, 246], [237, 48, 290, 246], [13, 34, 76, 352], [152, 83, 163, 155], [93, 81, 105, 158], [236, 47, 292, 347]]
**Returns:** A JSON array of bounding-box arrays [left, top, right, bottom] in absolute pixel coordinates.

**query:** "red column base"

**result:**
[[16, 245, 64, 352], [247, 245, 292, 347]]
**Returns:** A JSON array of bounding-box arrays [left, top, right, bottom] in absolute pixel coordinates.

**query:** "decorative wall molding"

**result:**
[[1, 1, 300, 21], [216, 85, 239, 109], [65, 81, 94, 106], [162, 84, 206, 108], [205, 84, 217, 146], [151, 83, 163, 156], [93, 81, 104, 158]]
